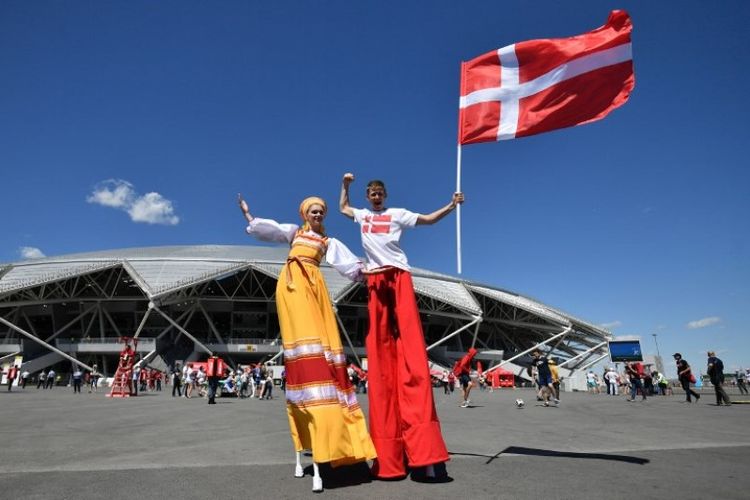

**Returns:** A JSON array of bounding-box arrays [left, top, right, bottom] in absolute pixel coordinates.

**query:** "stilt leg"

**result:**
[[425, 464, 436, 478], [312, 462, 323, 493], [294, 451, 304, 478]]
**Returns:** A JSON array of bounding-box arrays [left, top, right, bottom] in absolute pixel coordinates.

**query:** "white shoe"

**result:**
[[460, 401, 468, 408], [294, 464, 304, 478], [312, 476, 323, 493]]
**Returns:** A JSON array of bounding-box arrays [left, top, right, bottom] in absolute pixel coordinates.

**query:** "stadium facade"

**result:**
[[0, 245, 612, 380]]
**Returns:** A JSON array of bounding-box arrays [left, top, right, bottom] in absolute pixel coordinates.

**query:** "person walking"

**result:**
[[240, 193, 376, 492], [454, 348, 477, 408], [46, 369, 56, 389], [531, 350, 559, 406], [736, 369, 749, 395], [88, 364, 100, 393], [707, 351, 731, 406], [171, 366, 182, 397], [6, 365, 17, 391], [71, 367, 83, 394], [673, 353, 700, 403], [206, 356, 223, 404], [625, 362, 646, 401], [339, 173, 460, 480], [549, 358, 561, 400], [605, 368, 619, 396], [37, 370, 47, 389], [441, 371, 450, 395]]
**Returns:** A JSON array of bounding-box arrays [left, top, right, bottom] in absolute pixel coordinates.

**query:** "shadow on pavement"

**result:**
[[305, 461, 373, 490], [496, 446, 649, 465]]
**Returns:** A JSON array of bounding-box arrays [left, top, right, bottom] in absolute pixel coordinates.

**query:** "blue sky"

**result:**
[[2, 1, 748, 377]]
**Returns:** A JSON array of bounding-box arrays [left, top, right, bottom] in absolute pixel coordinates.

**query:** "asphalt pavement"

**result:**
[[1, 384, 748, 499]]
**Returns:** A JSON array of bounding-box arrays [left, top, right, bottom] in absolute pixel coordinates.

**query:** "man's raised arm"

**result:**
[[416, 192, 465, 225], [339, 172, 355, 219]]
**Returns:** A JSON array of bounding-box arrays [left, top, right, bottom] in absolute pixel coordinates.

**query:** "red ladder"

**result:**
[[107, 366, 132, 398]]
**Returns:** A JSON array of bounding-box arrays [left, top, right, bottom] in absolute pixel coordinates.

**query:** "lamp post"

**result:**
[[652, 333, 662, 373]]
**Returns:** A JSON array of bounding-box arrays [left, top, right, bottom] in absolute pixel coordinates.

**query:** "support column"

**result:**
[[426, 316, 482, 351], [333, 307, 362, 367], [151, 304, 212, 355], [484, 326, 572, 375], [0, 316, 94, 372]]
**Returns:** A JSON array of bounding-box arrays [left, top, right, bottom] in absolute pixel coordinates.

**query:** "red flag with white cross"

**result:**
[[458, 10, 634, 144]]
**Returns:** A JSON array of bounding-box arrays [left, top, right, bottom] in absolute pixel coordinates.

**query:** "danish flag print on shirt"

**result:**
[[362, 215, 392, 234], [458, 10, 634, 145]]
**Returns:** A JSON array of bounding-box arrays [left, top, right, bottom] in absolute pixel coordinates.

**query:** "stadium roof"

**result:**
[[0, 245, 612, 370], [0, 244, 611, 334]]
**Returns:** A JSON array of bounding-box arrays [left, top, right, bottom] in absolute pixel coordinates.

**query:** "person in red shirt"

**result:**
[[453, 348, 477, 408], [6, 366, 17, 391]]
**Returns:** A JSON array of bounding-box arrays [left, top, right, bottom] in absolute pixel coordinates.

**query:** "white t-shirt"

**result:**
[[351, 207, 419, 271]]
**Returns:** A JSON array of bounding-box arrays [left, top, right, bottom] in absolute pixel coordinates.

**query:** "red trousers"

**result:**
[[366, 268, 449, 478]]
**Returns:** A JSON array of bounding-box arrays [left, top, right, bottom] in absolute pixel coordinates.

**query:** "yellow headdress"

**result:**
[[298, 196, 327, 234]]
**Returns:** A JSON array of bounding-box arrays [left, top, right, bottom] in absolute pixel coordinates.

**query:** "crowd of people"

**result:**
[[169, 361, 281, 400]]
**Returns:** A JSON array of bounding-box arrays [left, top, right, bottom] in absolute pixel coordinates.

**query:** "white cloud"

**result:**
[[127, 192, 180, 225], [87, 179, 179, 226], [87, 179, 135, 208], [686, 316, 721, 329], [600, 320, 622, 329], [19, 246, 45, 259]]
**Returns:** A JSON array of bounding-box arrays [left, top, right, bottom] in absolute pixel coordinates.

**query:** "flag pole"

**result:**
[[456, 60, 466, 275], [456, 143, 462, 274]]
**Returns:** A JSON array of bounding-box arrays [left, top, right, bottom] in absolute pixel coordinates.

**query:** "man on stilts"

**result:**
[[340, 173, 463, 480]]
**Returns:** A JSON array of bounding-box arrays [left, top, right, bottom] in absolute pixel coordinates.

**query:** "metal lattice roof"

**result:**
[[0, 261, 120, 294], [412, 276, 482, 315], [0, 245, 611, 341]]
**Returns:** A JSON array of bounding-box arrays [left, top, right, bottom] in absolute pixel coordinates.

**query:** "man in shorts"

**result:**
[[453, 348, 477, 408], [531, 350, 558, 406], [339, 173, 463, 480]]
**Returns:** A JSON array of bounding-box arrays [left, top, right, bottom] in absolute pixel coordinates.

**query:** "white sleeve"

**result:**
[[396, 208, 419, 228], [245, 218, 299, 244], [325, 238, 365, 282], [351, 208, 366, 224]]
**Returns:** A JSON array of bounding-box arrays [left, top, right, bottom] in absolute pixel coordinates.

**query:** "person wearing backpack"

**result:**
[[674, 353, 700, 403]]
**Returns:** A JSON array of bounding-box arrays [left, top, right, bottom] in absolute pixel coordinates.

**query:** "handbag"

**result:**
[[689, 373, 696, 384]]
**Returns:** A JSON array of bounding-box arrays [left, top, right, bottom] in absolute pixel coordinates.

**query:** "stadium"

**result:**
[[0, 245, 612, 382]]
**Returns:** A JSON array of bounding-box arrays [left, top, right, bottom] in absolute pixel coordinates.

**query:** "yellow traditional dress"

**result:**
[[246, 217, 376, 466]]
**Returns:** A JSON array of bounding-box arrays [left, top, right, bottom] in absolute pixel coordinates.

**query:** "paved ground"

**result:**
[[1, 385, 749, 499]]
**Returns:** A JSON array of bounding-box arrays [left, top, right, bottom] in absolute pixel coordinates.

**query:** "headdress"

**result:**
[[298, 196, 327, 234]]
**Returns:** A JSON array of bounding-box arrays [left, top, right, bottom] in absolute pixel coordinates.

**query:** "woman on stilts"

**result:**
[[239, 194, 376, 493]]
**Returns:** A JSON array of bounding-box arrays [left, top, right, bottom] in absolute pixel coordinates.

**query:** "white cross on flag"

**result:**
[[458, 10, 634, 145]]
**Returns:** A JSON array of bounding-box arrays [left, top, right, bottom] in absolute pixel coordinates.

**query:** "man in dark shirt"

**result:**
[[625, 362, 646, 401], [673, 353, 701, 403], [707, 351, 731, 406], [532, 350, 558, 407]]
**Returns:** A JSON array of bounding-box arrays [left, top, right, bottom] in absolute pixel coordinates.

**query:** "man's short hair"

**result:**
[[366, 180, 387, 195]]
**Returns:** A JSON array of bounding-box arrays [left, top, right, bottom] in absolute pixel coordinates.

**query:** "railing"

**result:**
[[55, 338, 156, 352], [225, 338, 281, 345]]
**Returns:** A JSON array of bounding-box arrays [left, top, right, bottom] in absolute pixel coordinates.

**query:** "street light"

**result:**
[[652, 333, 663, 373], [652, 333, 661, 358]]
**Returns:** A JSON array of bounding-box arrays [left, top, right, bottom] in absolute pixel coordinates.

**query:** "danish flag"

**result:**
[[458, 10, 634, 144]]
